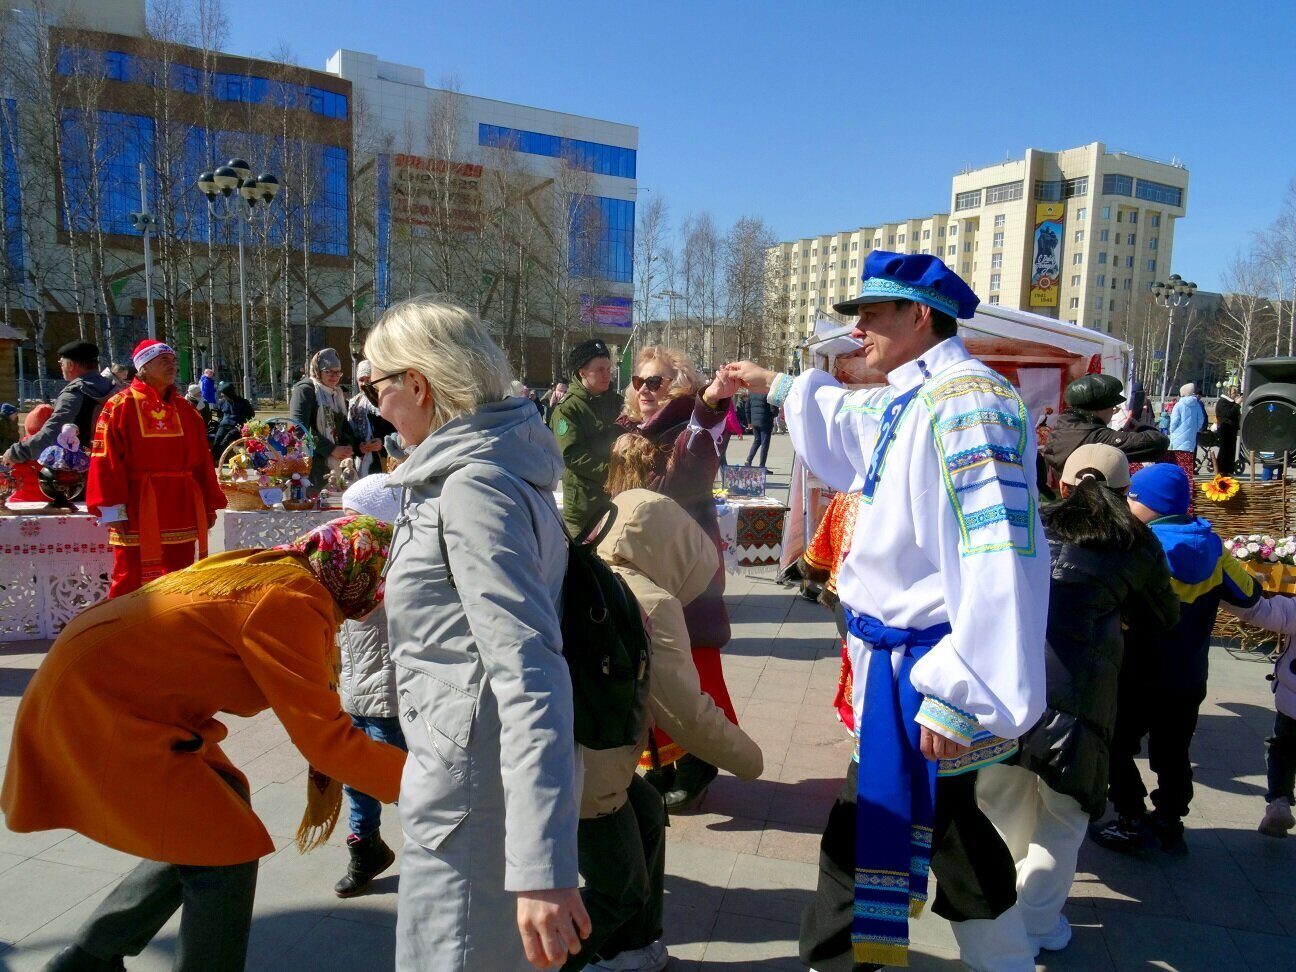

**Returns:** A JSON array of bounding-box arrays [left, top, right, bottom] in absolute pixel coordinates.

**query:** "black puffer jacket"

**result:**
[[1041, 408, 1168, 475], [1015, 529, 1179, 818]]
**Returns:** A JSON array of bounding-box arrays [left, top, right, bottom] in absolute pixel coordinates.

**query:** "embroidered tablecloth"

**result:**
[[727, 496, 788, 568]]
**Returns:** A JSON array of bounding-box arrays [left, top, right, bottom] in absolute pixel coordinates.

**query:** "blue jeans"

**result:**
[[344, 715, 408, 838]]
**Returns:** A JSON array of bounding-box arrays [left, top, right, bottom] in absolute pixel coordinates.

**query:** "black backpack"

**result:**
[[438, 499, 651, 751]]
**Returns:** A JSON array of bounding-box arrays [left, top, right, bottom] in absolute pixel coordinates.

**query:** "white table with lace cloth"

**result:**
[[0, 506, 339, 642]]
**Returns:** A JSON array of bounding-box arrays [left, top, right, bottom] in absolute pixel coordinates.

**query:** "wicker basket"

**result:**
[[220, 480, 267, 511]]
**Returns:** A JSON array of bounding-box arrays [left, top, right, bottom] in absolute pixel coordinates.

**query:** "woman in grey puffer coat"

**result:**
[[364, 296, 588, 972]]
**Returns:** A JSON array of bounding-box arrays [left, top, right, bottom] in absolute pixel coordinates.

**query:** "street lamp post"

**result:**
[[196, 159, 281, 402], [128, 163, 158, 340], [1152, 274, 1197, 400], [652, 289, 683, 349]]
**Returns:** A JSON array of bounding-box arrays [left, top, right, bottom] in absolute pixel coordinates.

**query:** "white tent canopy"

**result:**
[[804, 306, 1131, 383]]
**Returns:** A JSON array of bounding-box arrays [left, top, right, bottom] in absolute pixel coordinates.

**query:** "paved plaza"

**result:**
[[1, 433, 1294, 970]]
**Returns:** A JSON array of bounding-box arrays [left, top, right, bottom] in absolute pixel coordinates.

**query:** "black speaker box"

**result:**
[[1242, 357, 1296, 453]]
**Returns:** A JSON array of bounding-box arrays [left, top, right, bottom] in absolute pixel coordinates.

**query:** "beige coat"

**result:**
[[583, 489, 763, 818]]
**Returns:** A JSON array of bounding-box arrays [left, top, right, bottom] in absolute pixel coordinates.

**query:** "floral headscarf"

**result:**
[[275, 514, 392, 619]]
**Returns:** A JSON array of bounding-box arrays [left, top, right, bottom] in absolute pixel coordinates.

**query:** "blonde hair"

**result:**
[[622, 345, 703, 424], [605, 433, 663, 496], [364, 296, 514, 433]]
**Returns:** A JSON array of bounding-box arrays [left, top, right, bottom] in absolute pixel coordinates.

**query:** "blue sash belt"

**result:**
[[844, 606, 952, 967]]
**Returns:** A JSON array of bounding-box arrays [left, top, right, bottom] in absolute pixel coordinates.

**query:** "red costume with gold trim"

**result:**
[[802, 490, 862, 733], [87, 378, 226, 597]]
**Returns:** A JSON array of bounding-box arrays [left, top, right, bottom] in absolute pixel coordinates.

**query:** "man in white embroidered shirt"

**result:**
[[727, 251, 1048, 972]]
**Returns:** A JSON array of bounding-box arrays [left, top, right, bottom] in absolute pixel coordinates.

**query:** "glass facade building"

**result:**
[[55, 109, 349, 256], [478, 124, 635, 179], [56, 47, 348, 119], [1, 100, 23, 276]]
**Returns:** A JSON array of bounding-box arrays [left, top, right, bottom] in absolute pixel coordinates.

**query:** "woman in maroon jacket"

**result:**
[[617, 346, 739, 809]]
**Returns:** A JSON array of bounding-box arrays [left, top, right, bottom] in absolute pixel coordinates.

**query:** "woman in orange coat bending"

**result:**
[[2, 515, 406, 972]]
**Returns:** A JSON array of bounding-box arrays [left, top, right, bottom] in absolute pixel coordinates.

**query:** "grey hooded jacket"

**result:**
[[4, 371, 116, 464], [384, 396, 577, 891]]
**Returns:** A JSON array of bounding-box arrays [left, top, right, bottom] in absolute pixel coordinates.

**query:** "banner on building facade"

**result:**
[[580, 295, 632, 328], [1029, 202, 1065, 307]]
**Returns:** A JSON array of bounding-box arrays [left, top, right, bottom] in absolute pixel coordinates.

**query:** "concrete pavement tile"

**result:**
[[1228, 847, 1296, 895], [0, 849, 27, 876], [246, 912, 396, 971], [0, 858, 118, 943], [1263, 892, 1296, 936], [249, 781, 321, 840], [661, 898, 717, 958], [749, 678, 810, 704], [908, 902, 958, 952], [702, 773, 778, 820], [755, 824, 822, 865], [1098, 912, 1243, 971], [905, 945, 965, 970], [667, 811, 765, 856], [1035, 907, 1115, 971], [765, 779, 839, 828], [776, 743, 853, 781], [1169, 877, 1276, 932], [701, 910, 801, 967], [664, 839, 737, 884], [790, 720, 852, 748], [34, 833, 137, 874], [0, 824, 74, 858], [742, 699, 805, 724], [241, 740, 309, 788], [1226, 927, 1296, 967], [723, 853, 817, 926]]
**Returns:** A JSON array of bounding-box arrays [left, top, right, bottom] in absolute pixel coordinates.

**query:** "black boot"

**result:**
[[333, 831, 396, 898], [664, 754, 719, 812], [1147, 810, 1188, 855], [643, 762, 677, 797], [45, 944, 125, 971]]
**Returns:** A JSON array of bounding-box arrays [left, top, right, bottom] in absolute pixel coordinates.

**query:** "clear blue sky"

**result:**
[[228, 0, 1295, 292]]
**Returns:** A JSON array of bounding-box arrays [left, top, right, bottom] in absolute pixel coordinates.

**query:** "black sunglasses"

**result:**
[[360, 370, 405, 407], [631, 375, 666, 392]]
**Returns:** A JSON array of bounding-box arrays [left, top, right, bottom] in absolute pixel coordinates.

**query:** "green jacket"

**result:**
[[549, 382, 624, 531]]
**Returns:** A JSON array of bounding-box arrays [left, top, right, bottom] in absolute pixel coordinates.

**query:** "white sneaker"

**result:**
[[1259, 798, 1296, 837], [588, 942, 669, 972], [1030, 913, 1072, 952]]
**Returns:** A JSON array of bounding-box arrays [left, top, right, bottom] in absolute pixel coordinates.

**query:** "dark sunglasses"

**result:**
[[360, 370, 405, 407], [631, 375, 666, 392]]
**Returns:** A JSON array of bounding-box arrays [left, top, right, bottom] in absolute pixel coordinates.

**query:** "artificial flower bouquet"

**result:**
[[1226, 534, 1296, 566]]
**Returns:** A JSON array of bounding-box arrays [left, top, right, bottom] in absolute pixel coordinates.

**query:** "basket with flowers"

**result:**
[[1226, 533, 1296, 594], [218, 419, 315, 510]]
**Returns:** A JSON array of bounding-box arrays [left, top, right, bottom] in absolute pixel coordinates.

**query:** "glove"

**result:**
[[97, 504, 127, 526]]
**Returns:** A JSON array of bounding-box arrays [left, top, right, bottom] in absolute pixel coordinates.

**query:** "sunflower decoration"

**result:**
[[1200, 474, 1241, 503]]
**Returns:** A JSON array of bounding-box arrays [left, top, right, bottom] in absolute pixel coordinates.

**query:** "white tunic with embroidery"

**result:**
[[771, 336, 1048, 744]]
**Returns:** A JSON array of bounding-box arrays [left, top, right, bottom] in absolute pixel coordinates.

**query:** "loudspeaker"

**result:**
[[1242, 357, 1296, 453]]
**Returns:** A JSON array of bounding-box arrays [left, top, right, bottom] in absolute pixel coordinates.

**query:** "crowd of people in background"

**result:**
[[2, 256, 1294, 972]]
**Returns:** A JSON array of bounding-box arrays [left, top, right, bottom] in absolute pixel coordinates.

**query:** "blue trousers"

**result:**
[[344, 715, 408, 837]]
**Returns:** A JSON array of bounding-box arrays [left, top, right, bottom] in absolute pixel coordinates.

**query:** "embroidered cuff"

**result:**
[[915, 696, 980, 746], [768, 372, 794, 409]]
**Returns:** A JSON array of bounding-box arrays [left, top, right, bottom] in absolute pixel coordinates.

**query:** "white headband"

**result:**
[[133, 342, 175, 370]]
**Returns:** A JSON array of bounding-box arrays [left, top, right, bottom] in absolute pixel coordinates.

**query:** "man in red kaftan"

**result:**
[[87, 339, 226, 597]]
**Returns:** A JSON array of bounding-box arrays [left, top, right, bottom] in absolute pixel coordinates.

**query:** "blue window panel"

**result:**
[[1135, 179, 1182, 208], [1, 99, 23, 275], [58, 109, 156, 237], [569, 196, 634, 283], [55, 47, 349, 120], [477, 123, 635, 179], [1102, 174, 1133, 197]]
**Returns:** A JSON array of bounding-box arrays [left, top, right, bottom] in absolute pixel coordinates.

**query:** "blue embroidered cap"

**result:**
[[833, 250, 980, 320]]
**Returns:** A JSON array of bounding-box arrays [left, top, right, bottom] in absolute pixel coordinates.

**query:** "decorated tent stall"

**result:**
[[779, 307, 1133, 576]]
